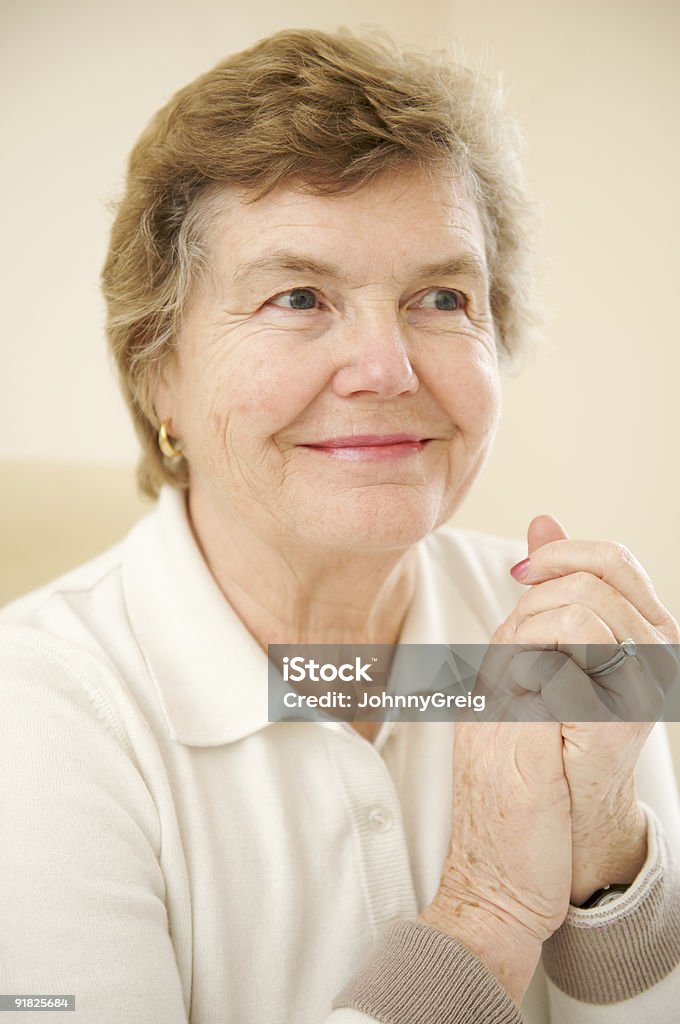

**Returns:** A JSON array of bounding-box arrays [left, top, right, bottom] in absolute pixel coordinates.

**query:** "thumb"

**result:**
[[527, 514, 569, 556]]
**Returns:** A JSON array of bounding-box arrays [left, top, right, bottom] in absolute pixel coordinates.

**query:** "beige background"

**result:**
[[2, 0, 679, 770]]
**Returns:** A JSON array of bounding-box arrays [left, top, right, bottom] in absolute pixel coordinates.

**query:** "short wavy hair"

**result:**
[[101, 28, 540, 498]]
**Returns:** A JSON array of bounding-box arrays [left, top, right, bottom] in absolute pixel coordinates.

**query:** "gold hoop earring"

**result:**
[[158, 421, 183, 460]]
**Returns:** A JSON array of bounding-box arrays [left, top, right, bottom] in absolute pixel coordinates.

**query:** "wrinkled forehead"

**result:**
[[195, 166, 489, 288]]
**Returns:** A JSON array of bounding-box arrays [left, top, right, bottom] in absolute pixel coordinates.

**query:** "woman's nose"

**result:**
[[331, 314, 419, 399]]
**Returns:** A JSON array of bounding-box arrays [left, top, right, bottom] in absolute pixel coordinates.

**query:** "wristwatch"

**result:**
[[578, 883, 630, 909]]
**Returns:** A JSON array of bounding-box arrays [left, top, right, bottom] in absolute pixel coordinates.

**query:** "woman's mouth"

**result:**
[[300, 434, 430, 461]]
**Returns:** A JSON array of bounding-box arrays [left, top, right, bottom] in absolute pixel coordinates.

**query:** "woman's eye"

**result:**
[[417, 288, 466, 311], [266, 286, 464, 313], [269, 287, 319, 310]]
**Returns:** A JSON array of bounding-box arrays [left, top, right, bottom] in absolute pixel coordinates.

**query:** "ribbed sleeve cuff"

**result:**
[[332, 919, 525, 1024], [543, 803, 680, 1003]]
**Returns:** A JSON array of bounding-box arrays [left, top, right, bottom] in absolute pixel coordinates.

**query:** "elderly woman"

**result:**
[[1, 28, 679, 1024]]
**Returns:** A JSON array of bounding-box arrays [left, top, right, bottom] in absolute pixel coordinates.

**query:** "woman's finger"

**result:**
[[508, 649, 669, 722], [513, 604, 615, 646], [511, 651, 616, 721], [508, 571, 658, 645], [513, 539, 673, 632], [511, 606, 615, 672]]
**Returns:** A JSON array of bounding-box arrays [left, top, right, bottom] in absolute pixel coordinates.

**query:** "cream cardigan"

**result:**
[[1, 486, 679, 1023]]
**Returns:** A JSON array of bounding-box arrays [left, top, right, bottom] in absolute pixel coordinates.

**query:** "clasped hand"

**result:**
[[443, 514, 679, 938]]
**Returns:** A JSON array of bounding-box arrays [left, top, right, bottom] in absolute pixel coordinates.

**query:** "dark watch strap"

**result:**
[[577, 883, 630, 909]]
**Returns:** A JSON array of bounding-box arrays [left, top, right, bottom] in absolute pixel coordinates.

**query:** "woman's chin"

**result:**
[[291, 491, 446, 552]]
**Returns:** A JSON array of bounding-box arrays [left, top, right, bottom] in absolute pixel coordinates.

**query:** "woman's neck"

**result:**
[[187, 488, 418, 650]]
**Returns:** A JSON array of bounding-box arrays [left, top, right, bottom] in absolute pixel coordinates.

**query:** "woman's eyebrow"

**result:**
[[415, 253, 489, 285], [229, 248, 489, 289]]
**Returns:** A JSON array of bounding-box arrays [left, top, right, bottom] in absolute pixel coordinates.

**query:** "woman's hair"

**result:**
[[101, 28, 540, 498]]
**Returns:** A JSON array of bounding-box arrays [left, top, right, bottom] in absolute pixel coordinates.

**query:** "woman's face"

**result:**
[[157, 166, 501, 552]]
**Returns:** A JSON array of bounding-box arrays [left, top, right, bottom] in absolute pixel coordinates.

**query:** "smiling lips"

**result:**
[[301, 434, 430, 461]]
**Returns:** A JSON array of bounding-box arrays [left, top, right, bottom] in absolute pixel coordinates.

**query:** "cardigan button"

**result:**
[[367, 806, 394, 833]]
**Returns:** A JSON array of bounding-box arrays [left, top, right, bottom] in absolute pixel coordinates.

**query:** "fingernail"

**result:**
[[510, 557, 531, 581]]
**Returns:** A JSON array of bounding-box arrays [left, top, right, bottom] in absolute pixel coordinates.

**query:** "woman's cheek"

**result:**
[[432, 351, 501, 437], [218, 357, 327, 437], [475, 366, 502, 435]]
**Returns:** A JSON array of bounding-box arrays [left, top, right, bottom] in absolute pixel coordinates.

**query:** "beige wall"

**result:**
[[2, 2, 679, 760]]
